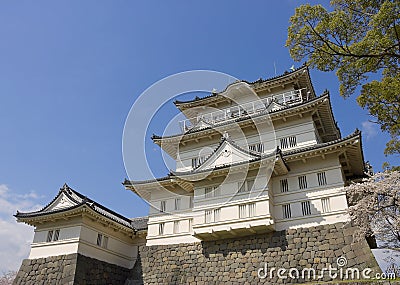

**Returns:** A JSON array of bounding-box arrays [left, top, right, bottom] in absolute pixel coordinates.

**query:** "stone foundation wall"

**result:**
[[138, 222, 382, 284], [74, 254, 132, 285], [14, 254, 78, 285], [13, 253, 142, 285]]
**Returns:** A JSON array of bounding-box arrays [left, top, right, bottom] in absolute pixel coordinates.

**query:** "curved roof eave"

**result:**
[[284, 129, 361, 158], [15, 184, 136, 230]]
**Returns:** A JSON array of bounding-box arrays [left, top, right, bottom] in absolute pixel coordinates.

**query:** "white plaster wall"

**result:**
[[275, 212, 350, 231], [33, 225, 81, 243], [78, 225, 137, 268], [29, 239, 80, 259], [176, 116, 318, 172], [146, 233, 200, 246], [146, 218, 199, 246], [29, 225, 82, 259], [149, 195, 193, 215]]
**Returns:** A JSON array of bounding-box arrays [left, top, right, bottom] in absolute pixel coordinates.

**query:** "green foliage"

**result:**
[[286, 0, 400, 157]]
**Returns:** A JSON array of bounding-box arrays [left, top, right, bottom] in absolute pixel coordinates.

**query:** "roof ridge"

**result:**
[[15, 184, 137, 230], [174, 65, 309, 106], [153, 92, 330, 141]]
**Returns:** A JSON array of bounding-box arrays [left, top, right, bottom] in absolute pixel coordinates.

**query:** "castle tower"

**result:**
[[124, 66, 366, 246]]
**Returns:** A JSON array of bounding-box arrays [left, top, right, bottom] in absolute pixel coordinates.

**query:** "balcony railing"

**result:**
[[179, 88, 309, 133]]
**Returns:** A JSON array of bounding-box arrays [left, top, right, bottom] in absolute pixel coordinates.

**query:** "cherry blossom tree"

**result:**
[[0, 271, 16, 285], [346, 171, 400, 247]]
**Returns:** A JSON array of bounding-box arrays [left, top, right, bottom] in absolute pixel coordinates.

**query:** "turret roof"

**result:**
[[15, 184, 147, 231]]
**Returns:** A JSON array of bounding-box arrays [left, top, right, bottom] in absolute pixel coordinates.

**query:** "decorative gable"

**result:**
[[44, 192, 78, 212], [195, 138, 259, 172], [265, 101, 285, 112]]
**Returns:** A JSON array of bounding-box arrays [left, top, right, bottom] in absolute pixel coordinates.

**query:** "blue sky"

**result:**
[[0, 0, 397, 271]]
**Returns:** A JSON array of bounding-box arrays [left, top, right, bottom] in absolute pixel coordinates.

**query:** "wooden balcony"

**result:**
[[179, 88, 308, 133]]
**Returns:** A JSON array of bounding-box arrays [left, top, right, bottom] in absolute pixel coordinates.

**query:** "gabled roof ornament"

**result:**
[[60, 183, 70, 192]]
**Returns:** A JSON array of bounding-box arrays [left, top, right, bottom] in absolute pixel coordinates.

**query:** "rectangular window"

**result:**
[[53, 229, 60, 241], [249, 143, 264, 153], [205, 186, 220, 198], [288, 136, 297, 148], [282, 204, 292, 219], [46, 230, 53, 242], [159, 223, 165, 235], [214, 208, 221, 222], [173, 221, 180, 234], [205, 210, 212, 223], [280, 137, 288, 149], [96, 233, 103, 246], [238, 180, 254, 193], [102, 236, 108, 249], [188, 219, 193, 231], [192, 156, 207, 168], [160, 200, 166, 212], [321, 198, 331, 213], [298, 175, 308, 189], [205, 187, 213, 198], [280, 178, 289, 192], [239, 204, 247, 218], [317, 172, 327, 186], [214, 186, 221, 197], [301, 201, 312, 216], [174, 198, 181, 211], [248, 203, 256, 217], [280, 136, 297, 149], [238, 182, 246, 193], [247, 179, 255, 191]]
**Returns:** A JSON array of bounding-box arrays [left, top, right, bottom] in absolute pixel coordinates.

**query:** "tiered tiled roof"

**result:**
[[15, 184, 148, 231], [174, 64, 314, 107]]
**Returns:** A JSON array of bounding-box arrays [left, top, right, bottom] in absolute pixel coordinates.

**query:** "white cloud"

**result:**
[[0, 184, 42, 272], [362, 121, 378, 140]]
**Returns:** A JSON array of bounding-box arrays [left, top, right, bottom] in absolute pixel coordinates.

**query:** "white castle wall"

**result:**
[[27, 217, 143, 269]]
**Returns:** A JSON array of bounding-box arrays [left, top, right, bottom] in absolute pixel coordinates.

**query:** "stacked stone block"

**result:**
[[139, 223, 382, 284], [13, 253, 139, 285]]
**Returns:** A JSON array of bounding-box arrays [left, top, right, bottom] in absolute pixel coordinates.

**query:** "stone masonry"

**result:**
[[13, 253, 141, 285], [13, 223, 386, 285], [138, 222, 382, 284]]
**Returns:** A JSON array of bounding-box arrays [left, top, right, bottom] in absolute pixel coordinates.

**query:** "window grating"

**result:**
[[301, 201, 312, 216]]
